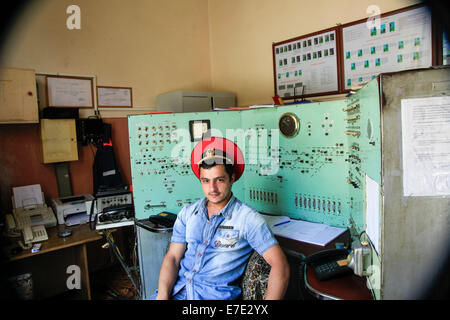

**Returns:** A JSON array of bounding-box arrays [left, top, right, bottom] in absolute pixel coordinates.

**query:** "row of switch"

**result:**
[[137, 124, 177, 131], [97, 194, 132, 211], [249, 189, 278, 204], [137, 139, 172, 145], [295, 196, 342, 214]]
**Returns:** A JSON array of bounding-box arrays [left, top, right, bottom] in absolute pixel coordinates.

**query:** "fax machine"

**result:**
[[51, 194, 94, 226], [12, 198, 57, 230]]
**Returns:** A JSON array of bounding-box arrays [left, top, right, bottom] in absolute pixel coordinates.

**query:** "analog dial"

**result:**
[[279, 113, 300, 138]]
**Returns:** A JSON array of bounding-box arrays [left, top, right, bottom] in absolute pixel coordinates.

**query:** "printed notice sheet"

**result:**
[[365, 175, 380, 253], [401, 96, 450, 196]]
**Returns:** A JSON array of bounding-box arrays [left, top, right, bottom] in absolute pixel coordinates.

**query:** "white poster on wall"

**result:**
[[401, 96, 450, 197]]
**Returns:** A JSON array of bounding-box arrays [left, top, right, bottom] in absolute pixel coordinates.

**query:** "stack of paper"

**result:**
[[261, 214, 347, 246], [249, 104, 275, 109], [13, 184, 43, 209], [261, 214, 290, 227]]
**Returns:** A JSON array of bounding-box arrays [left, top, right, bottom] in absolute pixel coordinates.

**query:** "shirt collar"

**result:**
[[219, 194, 236, 220], [198, 194, 237, 220]]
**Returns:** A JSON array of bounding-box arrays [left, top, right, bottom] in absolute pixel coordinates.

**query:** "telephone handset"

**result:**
[[22, 225, 48, 244], [5, 214, 48, 244], [148, 212, 177, 228], [305, 248, 353, 281]]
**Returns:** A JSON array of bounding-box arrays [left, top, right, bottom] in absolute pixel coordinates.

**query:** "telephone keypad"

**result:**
[[312, 259, 353, 281]]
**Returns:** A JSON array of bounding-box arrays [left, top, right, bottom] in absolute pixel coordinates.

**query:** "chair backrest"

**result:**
[[241, 251, 271, 300], [241, 248, 309, 300]]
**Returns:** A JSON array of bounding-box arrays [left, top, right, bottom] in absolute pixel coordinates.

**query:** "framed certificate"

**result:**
[[97, 86, 133, 108], [46, 75, 94, 108]]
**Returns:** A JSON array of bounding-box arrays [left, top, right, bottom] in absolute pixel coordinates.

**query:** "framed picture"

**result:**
[[341, 4, 434, 91], [272, 26, 341, 99], [46, 75, 94, 108], [97, 86, 133, 108]]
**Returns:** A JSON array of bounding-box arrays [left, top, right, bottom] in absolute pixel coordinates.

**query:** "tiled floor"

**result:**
[[90, 264, 139, 300]]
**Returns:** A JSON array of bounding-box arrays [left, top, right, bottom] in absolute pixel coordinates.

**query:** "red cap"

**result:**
[[190, 137, 245, 181]]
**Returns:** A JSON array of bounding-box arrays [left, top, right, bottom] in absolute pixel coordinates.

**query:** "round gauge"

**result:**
[[279, 113, 300, 138]]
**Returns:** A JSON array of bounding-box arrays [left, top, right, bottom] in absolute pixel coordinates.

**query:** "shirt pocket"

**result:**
[[212, 229, 240, 250]]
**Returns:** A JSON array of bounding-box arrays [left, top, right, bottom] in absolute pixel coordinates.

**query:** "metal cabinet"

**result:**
[[136, 220, 172, 299], [156, 90, 236, 113], [379, 67, 450, 299]]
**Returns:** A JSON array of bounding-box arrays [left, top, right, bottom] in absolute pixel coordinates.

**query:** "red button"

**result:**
[[193, 269, 196, 272], [198, 253, 202, 257]]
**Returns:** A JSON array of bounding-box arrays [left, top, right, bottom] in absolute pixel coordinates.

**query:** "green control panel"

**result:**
[[128, 79, 381, 234]]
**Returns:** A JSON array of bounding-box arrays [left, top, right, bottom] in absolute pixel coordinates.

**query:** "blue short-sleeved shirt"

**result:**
[[169, 195, 278, 300]]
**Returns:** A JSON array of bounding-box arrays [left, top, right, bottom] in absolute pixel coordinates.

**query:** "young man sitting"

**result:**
[[152, 137, 290, 300]]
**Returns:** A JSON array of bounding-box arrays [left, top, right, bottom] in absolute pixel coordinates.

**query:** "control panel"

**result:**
[[128, 79, 381, 233]]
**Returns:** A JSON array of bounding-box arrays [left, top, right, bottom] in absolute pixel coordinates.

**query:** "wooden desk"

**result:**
[[276, 230, 373, 300], [2, 224, 103, 300], [304, 264, 373, 300]]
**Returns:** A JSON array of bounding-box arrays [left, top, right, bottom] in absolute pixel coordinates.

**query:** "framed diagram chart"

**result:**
[[272, 27, 341, 99], [272, 4, 438, 99], [341, 5, 434, 90]]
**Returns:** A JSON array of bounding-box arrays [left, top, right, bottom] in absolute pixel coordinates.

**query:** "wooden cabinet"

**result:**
[[40, 119, 78, 163], [0, 68, 39, 124]]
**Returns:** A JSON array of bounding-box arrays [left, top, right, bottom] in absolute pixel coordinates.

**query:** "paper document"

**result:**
[[401, 96, 450, 196], [13, 184, 43, 209], [365, 174, 380, 254], [213, 107, 234, 111], [273, 219, 346, 246], [260, 214, 290, 227], [249, 104, 275, 109], [261, 214, 347, 246]]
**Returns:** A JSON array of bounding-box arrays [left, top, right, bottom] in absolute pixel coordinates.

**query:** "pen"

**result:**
[[273, 221, 290, 227]]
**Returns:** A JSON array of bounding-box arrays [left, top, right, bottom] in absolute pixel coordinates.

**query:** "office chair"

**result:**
[[240, 249, 313, 300], [241, 251, 271, 300]]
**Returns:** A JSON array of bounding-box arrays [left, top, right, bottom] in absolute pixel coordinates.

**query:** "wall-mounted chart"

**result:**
[[272, 27, 340, 99], [272, 4, 439, 99], [342, 5, 433, 90]]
